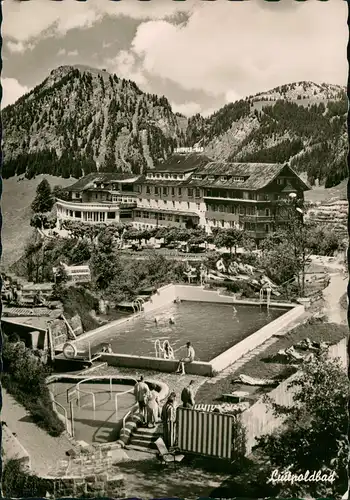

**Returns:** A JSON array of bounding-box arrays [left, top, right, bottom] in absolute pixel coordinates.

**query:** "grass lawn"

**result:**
[[2, 174, 76, 267], [196, 322, 348, 405]]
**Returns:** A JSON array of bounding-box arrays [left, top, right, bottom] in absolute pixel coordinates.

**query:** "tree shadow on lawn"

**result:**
[[118, 455, 231, 499]]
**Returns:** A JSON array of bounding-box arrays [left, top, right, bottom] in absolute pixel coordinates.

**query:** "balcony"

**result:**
[[56, 198, 137, 211], [205, 211, 240, 223], [240, 215, 274, 223]]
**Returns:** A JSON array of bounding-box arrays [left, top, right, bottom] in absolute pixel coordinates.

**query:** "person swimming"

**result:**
[[169, 316, 175, 325]]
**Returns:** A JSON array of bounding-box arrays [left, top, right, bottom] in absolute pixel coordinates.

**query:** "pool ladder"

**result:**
[[154, 339, 175, 359], [259, 287, 271, 312]]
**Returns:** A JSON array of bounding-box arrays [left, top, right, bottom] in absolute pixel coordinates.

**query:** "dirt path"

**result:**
[[2, 390, 73, 476], [322, 272, 347, 325]]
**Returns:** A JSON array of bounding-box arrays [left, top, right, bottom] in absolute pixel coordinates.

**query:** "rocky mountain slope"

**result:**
[[187, 82, 347, 188], [2, 68, 347, 188], [3, 65, 186, 179]]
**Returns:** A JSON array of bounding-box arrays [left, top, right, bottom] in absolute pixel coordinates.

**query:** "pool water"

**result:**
[[85, 301, 289, 362], [51, 381, 136, 444]]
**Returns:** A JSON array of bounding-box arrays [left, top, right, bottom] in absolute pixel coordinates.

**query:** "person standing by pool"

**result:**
[[134, 376, 150, 425], [176, 342, 195, 375], [181, 380, 196, 408], [161, 392, 177, 448]]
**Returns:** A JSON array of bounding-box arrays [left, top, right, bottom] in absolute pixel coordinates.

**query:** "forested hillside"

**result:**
[[2, 65, 186, 179]]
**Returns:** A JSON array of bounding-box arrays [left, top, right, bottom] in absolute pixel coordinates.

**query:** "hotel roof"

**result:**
[[152, 153, 213, 173], [188, 162, 310, 191], [67, 172, 141, 192]]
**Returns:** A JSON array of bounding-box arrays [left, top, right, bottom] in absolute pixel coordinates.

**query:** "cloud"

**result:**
[[106, 51, 147, 86], [2, 0, 194, 45], [57, 48, 79, 58], [6, 40, 34, 54], [1, 78, 30, 108], [171, 101, 201, 117], [225, 90, 242, 104], [128, 1, 347, 97]]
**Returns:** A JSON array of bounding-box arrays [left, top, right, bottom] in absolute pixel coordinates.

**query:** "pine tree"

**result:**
[[31, 179, 55, 213]]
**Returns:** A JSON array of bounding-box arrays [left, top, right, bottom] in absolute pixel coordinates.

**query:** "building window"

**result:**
[[107, 212, 116, 219], [172, 201, 175, 207], [171, 187, 175, 196], [155, 187, 159, 195], [239, 206, 246, 215], [265, 224, 269, 233], [188, 188, 194, 198], [165, 174, 169, 179], [197, 203, 200, 211], [265, 208, 270, 216], [187, 202, 190, 209], [277, 178, 284, 185], [178, 188, 182, 196], [146, 186, 151, 194], [195, 188, 201, 198], [248, 192, 257, 200], [156, 174, 160, 178], [163, 187, 168, 196], [175, 216, 180, 222]]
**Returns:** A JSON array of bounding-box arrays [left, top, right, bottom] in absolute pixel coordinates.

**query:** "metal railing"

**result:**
[[76, 378, 97, 410], [52, 399, 70, 435], [122, 403, 139, 433], [114, 385, 136, 422]]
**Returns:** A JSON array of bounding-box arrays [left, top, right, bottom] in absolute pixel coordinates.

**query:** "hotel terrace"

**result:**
[[56, 149, 310, 242]]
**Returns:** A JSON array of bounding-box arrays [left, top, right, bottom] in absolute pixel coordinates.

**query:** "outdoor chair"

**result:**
[[154, 437, 185, 468]]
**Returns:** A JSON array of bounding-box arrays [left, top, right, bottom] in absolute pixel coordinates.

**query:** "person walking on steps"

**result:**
[[134, 376, 150, 425], [176, 341, 195, 375], [146, 386, 161, 428]]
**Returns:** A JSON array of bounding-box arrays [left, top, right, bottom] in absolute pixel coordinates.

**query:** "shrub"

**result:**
[[2, 340, 65, 437]]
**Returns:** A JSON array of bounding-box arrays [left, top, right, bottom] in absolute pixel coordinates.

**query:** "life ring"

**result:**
[[63, 342, 78, 359]]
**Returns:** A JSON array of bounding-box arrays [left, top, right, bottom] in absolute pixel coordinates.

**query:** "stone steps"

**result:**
[[127, 423, 163, 453]]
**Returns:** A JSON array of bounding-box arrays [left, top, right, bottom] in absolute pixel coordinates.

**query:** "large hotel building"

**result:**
[[56, 148, 309, 243]]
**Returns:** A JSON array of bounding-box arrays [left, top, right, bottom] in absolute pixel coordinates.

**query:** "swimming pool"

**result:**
[[50, 379, 136, 444], [77, 301, 289, 363]]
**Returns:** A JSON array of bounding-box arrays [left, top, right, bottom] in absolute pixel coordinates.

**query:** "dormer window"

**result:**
[[192, 175, 202, 180], [221, 176, 228, 182], [101, 184, 104, 189], [232, 177, 244, 182], [208, 176, 215, 182]]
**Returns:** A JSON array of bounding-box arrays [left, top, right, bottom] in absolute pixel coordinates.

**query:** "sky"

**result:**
[[1, 0, 348, 115]]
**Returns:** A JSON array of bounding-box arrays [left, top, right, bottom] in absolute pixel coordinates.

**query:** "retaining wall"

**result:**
[[100, 353, 213, 377], [36, 473, 126, 498]]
